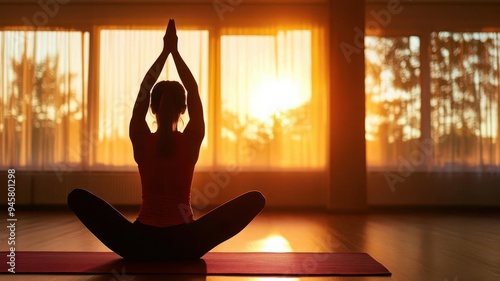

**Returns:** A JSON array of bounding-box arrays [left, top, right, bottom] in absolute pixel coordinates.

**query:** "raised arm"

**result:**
[[169, 21, 205, 157], [172, 51, 204, 136], [129, 20, 174, 163]]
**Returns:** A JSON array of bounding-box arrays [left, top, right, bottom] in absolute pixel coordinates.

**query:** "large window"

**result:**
[[0, 29, 88, 170], [219, 29, 325, 169], [430, 32, 499, 171], [1, 24, 328, 171], [5, 28, 498, 173], [366, 32, 500, 172]]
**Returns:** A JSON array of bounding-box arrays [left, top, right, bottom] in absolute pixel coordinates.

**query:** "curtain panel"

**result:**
[[365, 33, 500, 172], [0, 29, 88, 170]]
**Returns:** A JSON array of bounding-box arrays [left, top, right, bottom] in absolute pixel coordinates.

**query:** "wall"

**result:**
[[0, 171, 327, 208]]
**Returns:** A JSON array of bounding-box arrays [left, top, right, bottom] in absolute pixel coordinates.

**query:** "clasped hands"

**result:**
[[163, 19, 178, 53]]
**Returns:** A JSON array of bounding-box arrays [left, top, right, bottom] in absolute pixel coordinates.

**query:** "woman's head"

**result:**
[[151, 80, 186, 157], [151, 80, 186, 130]]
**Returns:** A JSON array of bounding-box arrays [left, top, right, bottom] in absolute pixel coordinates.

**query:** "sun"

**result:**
[[249, 78, 305, 126]]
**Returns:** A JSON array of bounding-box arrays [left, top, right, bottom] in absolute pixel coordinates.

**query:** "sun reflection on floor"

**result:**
[[246, 234, 300, 281], [255, 234, 293, 253]]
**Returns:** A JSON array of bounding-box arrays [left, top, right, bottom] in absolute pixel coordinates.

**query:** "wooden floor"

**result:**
[[0, 207, 499, 281]]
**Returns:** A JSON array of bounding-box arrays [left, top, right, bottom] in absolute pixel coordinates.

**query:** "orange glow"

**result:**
[[254, 234, 293, 252], [221, 32, 312, 129], [95, 28, 326, 169], [249, 78, 304, 126]]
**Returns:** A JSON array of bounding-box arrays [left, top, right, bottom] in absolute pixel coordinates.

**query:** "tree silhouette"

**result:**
[[220, 101, 311, 167], [221, 110, 273, 165], [367, 33, 499, 170], [365, 36, 420, 165], [430, 32, 498, 168], [6, 52, 80, 167]]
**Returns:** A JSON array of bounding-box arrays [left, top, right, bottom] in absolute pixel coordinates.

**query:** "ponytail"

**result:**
[[158, 96, 175, 157]]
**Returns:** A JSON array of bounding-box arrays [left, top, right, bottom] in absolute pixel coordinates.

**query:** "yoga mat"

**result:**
[[0, 251, 391, 276]]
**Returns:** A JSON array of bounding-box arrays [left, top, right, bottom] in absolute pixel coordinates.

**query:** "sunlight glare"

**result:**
[[255, 234, 293, 252], [250, 235, 298, 281], [250, 78, 303, 125]]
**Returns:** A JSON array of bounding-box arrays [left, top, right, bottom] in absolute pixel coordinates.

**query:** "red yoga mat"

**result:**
[[0, 251, 391, 276]]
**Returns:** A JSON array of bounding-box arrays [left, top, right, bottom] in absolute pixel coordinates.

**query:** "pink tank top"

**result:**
[[136, 132, 195, 227]]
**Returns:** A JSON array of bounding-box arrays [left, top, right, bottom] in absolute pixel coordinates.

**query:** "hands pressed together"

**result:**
[[163, 19, 178, 53]]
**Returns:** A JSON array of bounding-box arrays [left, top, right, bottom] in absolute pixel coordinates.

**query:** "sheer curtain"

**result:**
[[1, 22, 328, 171], [97, 24, 328, 170], [366, 33, 500, 172], [219, 25, 328, 169], [0, 29, 88, 170], [365, 36, 421, 169], [95, 28, 209, 169], [430, 32, 500, 171]]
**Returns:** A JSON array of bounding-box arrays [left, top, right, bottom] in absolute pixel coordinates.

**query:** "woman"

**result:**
[[68, 19, 265, 261]]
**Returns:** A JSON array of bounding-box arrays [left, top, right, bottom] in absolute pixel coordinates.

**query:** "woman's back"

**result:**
[[137, 132, 195, 227]]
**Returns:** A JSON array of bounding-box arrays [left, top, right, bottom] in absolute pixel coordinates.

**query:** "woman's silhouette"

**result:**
[[68, 19, 265, 261]]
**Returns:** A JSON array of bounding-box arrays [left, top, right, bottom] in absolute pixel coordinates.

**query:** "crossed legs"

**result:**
[[67, 189, 265, 260], [187, 191, 266, 258], [67, 189, 142, 259]]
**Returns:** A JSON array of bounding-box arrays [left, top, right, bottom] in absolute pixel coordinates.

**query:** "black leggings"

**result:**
[[67, 188, 265, 261]]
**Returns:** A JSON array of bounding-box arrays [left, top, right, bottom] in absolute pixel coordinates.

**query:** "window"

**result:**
[[219, 30, 325, 169], [96, 27, 326, 170], [0, 29, 88, 170], [365, 36, 421, 168], [430, 32, 499, 171], [95, 29, 209, 169], [366, 32, 500, 172], [1, 24, 328, 171]]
